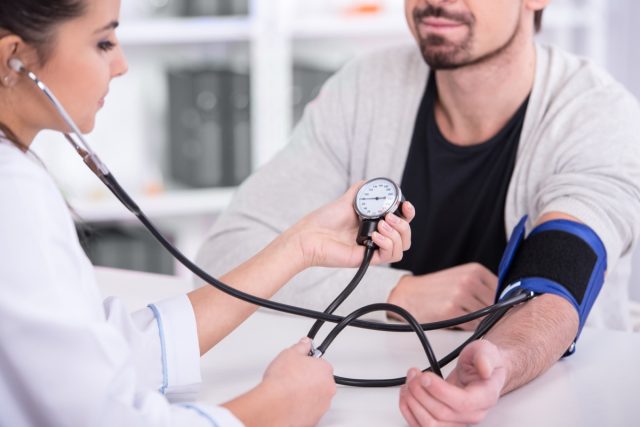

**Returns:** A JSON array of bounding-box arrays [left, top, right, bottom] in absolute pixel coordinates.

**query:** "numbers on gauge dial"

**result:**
[[356, 179, 398, 218]]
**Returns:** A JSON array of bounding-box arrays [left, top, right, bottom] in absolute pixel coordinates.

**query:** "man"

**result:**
[[197, 0, 640, 424]]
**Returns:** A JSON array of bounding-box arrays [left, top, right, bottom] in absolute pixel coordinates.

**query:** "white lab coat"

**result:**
[[0, 137, 243, 426]]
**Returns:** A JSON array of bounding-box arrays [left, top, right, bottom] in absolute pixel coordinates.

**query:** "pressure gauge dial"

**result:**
[[354, 177, 403, 220], [353, 177, 404, 246]]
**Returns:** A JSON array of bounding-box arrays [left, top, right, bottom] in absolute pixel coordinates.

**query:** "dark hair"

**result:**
[[0, 0, 85, 149], [0, 0, 86, 63], [534, 10, 544, 33]]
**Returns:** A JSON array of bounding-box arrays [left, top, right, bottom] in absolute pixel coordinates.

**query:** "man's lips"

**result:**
[[420, 17, 466, 29]]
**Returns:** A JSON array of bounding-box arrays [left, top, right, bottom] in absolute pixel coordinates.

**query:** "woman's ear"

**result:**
[[0, 35, 23, 87]]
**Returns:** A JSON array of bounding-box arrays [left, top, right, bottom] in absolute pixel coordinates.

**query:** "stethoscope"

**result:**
[[8, 58, 535, 387]]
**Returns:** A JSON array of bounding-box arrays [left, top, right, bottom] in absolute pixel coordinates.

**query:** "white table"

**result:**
[[96, 267, 640, 426]]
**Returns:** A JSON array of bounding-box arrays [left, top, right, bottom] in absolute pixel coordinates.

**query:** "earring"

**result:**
[[2, 76, 9, 86]]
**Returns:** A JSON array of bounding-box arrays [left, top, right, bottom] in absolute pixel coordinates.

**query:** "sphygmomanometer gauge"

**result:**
[[353, 177, 404, 246]]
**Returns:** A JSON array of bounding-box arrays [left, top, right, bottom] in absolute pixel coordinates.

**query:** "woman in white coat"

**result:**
[[0, 0, 414, 426]]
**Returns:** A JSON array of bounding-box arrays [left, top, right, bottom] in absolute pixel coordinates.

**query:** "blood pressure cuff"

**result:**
[[495, 216, 607, 355]]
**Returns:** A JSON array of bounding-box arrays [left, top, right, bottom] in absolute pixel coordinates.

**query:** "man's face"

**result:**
[[405, 0, 524, 70]]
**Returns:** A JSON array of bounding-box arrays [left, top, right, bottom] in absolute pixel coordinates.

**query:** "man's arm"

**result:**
[[398, 296, 578, 427], [483, 211, 579, 393], [484, 294, 578, 393], [399, 212, 582, 426]]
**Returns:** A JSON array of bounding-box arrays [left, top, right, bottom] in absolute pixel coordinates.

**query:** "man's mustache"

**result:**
[[413, 4, 475, 26]]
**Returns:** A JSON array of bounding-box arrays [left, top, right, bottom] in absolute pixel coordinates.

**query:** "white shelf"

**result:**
[[71, 188, 236, 223], [118, 16, 254, 46], [291, 14, 411, 40]]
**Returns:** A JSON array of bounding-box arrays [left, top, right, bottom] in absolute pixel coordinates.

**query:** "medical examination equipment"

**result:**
[[495, 216, 607, 355], [306, 178, 404, 343], [14, 56, 601, 388]]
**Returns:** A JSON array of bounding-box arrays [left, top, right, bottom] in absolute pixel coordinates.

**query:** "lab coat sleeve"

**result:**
[[103, 294, 202, 401], [0, 293, 244, 427], [195, 58, 408, 321], [0, 167, 244, 427]]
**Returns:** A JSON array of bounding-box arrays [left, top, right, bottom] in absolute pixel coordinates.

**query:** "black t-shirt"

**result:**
[[392, 74, 529, 275]]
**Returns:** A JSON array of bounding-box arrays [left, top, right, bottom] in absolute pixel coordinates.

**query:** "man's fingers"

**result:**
[[406, 391, 470, 427], [473, 264, 498, 291], [400, 386, 421, 427], [407, 374, 460, 423], [458, 289, 492, 314], [406, 392, 437, 426], [416, 372, 498, 414], [472, 287, 496, 308], [406, 374, 491, 425]]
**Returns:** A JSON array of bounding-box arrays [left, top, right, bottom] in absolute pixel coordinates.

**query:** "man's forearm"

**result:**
[[484, 293, 579, 394]]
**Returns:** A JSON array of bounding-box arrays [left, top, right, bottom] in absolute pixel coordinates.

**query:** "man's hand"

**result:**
[[399, 340, 507, 427], [387, 263, 497, 330]]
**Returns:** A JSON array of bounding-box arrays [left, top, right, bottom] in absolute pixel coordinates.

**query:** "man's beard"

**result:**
[[413, 5, 520, 70]]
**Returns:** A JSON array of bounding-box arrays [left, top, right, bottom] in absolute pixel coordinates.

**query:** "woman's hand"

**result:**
[[223, 337, 336, 427], [287, 181, 415, 269], [262, 337, 336, 426], [188, 181, 413, 356]]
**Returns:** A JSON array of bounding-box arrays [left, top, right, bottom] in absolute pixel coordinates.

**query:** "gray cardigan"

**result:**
[[196, 44, 640, 330]]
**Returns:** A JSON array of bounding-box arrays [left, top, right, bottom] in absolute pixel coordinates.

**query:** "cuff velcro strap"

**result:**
[[496, 216, 607, 354]]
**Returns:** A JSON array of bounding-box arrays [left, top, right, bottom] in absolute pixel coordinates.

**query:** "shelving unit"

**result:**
[[31, 0, 608, 276], [291, 14, 410, 40], [70, 187, 235, 223], [118, 16, 253, 46]]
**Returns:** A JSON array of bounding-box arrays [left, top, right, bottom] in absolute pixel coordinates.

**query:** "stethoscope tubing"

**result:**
[[13, 62, 535, 387], [121, 177, 532, 333]]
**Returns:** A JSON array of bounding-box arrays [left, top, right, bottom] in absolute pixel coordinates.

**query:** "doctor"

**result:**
[[0, 0, 415, 426]]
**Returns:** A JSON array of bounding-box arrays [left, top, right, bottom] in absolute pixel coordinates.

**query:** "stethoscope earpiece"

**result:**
[[8, 58, 25, 73]]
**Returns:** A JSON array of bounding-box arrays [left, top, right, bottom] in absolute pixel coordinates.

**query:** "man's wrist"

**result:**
[[387, 274, 412, 304], [386, 274, 413, 320]]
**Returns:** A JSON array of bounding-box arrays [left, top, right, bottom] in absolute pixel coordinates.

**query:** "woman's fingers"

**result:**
[[376, 220, 402, 261], [402, 201, 416, 223], [371, 231, 394, 261], [387, 212, 412, 251], [368, 205, 414, 264]]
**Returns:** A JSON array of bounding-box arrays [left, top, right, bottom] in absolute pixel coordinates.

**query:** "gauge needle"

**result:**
[[361, 197, 385, 200]]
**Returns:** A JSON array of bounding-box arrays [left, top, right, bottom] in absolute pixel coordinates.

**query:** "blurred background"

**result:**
[[30, 0, 640, 284]]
